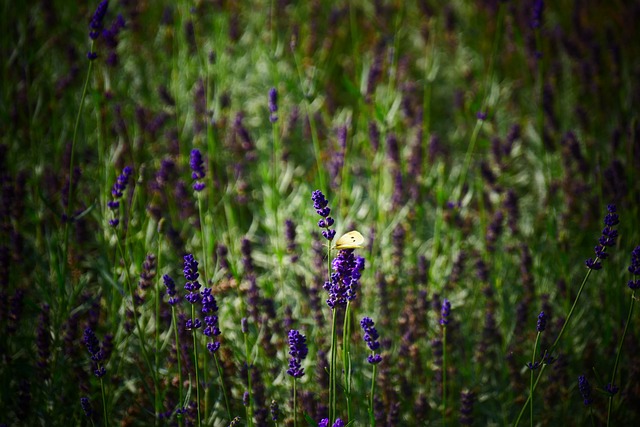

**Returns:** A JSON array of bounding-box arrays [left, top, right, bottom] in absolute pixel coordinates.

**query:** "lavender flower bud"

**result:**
[[189, 149, 206, 191], [627, 245, 640, 290], [578, 375, 593, 406], [440, 298, 451, 326], [268, 87, 278, 123], [536, 311, 547, 332], [585, 204, 619, 270]]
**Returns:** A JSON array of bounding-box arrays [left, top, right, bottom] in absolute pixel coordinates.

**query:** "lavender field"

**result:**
[[2, 1, 640, 426]]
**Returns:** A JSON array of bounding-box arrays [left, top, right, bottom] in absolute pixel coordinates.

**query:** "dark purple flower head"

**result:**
[[324, 250, 365, 308], [459, 390, 475, 425], [578, 375, 593, 406], [190, 149, 206, 191], [361, 316, 382, 364], [183, 254, 201, 304], [36, 304, 51, 371], [312, 190, 336, 241], [270, 400, 279, 421], [163, 274, 179, 305], [287, 329, 308, 378], [285, 219, 299, 262], [530, 0, 544, 29], [80, 397, 93, 418], [627, 245, 640, 290], [89, 0, 109, 40], [476, 111, 487, 121], [605, 383, 619, 396], [536, 311, 547, 332], [268, 87, 278, 123], [107, 166, 132, 227], [83, 327, 106, 378], [585, 205, 619, 270], [440, 298, 451, 326]]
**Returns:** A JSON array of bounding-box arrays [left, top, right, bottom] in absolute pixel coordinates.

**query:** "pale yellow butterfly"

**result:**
[[333, 230, 365, 250]]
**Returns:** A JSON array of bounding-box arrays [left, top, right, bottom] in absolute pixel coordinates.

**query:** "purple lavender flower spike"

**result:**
[[311, 190, 336, 241], [578, 375, 593, 406], [585, 204, 619, 270], [627, 245, 640, 290], [183, 254, 202, 306], [80, 397, 93, 418], [189, 149, 206, 191], [361, 316, 382, 364], [83, 327, 106, 378], [107, 166, 132, 227], [89, 0, 109, 40], [286, 329, 308, 378], [440, 298, 451, 326], [163, 274, 179, 305], [268, 87, 278, 123], [536, 311, 547, 332]]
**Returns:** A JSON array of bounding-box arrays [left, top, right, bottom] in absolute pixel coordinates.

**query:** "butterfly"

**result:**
[[333, 230, 365, 250]]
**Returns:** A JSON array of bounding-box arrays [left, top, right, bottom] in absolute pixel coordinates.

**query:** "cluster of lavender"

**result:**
[[312, 190, 336, 241], [361, 317, 382, 364], [585, 204, 619, 270], [324, 248, 365, 308], [286, 329, 308, 378], [107, 166, 132, 227]]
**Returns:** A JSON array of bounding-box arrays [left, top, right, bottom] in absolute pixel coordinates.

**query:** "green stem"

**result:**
[[442, 325, 447, 427], [329, 308, 338, 425], [292, 378, 298, 427], [243, 327, 254, 427], [368, 362, 377, 427], [530, 332, 541, 426], [155, 241, 161, 425], [191, 306, 202, 427], [343, 301, 352, 422], [115, 235, 157, 395], [100, 375, 108, 427], [61, 45, 95, 329], [172, 307, 185, 427], [213, 352, 231, 419], [606, 290, 636, 426], [292, 45, 325, 191]]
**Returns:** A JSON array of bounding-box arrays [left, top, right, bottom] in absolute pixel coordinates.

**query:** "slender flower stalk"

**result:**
[[440, 298, 451, 427], [163, 274, 184, 426], [528, 311, 546, 426], [514, 205, 620, 426], [183, 254, 203, 427], [606, 245, 640, 426], [241, 319, 254, 427]]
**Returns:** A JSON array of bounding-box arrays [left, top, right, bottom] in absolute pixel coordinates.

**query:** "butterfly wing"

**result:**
[[334, 230, 365, 249]]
